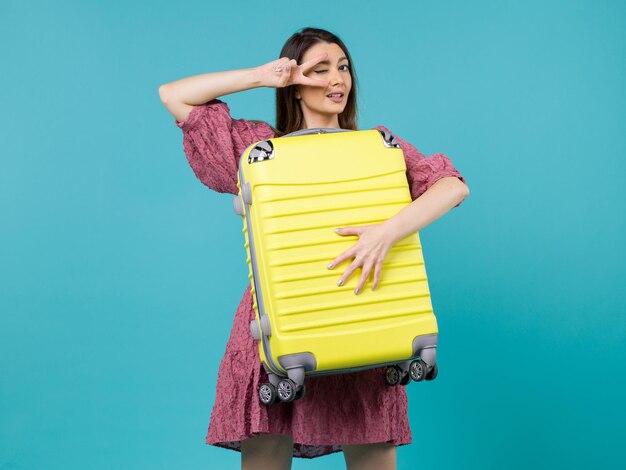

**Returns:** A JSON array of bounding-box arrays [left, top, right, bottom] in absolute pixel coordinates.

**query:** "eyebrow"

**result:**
[[316, 56, 349, 65]]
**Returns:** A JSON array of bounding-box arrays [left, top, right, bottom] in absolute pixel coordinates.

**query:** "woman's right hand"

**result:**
[[255, 53, 331, 89]]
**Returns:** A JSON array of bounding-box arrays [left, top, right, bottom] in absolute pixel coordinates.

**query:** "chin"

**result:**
[[323, 104, 346, 114]]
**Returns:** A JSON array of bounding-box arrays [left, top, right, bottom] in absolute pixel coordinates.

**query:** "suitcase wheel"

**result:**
[[425, 363, 438, 381], [277, 378, 297, 402], [384, 366, 403, 386], [400, 371, 411, 386], [409, 360, 428, 382], [259, 383, 277, 405], [294, 383, 306, 401]]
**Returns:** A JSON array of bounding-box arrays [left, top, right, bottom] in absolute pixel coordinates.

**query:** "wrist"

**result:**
[[380, 218, 403, 247], [247, 66, 265, 89]]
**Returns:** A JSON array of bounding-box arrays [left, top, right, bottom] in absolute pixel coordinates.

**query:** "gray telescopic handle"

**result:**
[[283, 127, 354, 138]]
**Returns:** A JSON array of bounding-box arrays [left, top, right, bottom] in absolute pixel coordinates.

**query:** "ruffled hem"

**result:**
[[204, 345, 413, 458], [207, 434, 411, 459]]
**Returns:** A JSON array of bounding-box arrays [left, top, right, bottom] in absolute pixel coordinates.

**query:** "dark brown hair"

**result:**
[[256, 27, 359, 137]]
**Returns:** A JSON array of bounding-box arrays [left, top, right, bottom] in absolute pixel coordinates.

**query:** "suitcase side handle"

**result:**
[[282, 127, 353, 138], [282, 127, 401, 149]]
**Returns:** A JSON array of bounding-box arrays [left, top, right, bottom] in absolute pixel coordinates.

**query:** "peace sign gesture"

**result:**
[[256, 53, 331, 89]]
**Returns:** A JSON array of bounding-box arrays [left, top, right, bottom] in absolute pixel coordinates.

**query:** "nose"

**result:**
[[329, 68, 344, 86]]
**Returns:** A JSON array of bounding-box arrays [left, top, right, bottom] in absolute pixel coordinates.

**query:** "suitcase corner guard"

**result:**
[[412, 333, 438, 366]]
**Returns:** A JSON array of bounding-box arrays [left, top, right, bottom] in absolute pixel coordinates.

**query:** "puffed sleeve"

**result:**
[[175, 99, 275, 195], [375, 125, 467, 207]]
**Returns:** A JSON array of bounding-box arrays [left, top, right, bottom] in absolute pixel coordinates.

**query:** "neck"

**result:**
[[300, 111, 341, 129]]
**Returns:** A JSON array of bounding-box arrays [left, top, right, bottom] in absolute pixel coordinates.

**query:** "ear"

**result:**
[[294, 86, 301, 100]]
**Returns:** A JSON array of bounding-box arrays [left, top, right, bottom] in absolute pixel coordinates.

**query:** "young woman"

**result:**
[[159, 27, 469, 470]]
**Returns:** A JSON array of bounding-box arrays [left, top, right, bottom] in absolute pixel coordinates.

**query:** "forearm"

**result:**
[[159, 67, 262, 106], [381, 177, 469, 244]]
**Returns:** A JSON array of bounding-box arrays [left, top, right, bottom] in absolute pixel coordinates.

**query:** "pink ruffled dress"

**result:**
[[175, 99, 466, 459]]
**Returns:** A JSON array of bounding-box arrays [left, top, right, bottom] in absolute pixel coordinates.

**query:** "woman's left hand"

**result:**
[[327, 223, 396, 294]]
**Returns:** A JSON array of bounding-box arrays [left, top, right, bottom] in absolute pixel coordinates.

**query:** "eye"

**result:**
[[315, 65, 350, 74]]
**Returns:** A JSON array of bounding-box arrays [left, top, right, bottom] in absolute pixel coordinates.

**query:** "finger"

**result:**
[[273, 57, 291, 72], [371, 261, 383, 290], [355, 261, 373, 295], [284, 59, 298, 75], [337, 258, 362, 287], [277, 66, 291, 86], [300, 52, 329, 72], [327, 247, 357, 270], [279, 60, 294, 85], [283, 59, 295, 74], [335, 226, 363, 237], [298, 76, 331, 87]]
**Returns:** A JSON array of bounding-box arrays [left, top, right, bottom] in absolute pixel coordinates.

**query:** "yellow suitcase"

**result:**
[[233, 128, 439, 405]]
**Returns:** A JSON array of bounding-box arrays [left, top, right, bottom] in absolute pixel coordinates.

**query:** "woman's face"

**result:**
[[295, 42, 352, 122]]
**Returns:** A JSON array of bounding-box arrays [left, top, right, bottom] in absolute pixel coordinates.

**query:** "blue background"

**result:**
[[1, 0, 625, 468]]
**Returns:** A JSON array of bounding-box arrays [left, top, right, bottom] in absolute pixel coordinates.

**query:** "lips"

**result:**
[[326, 91, 345, 103]]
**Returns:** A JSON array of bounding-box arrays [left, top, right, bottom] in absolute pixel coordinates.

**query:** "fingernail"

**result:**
[[327, 263, 334, 269], [337, 279, 343, 286], [334, 228, 341, 232], [354, 288, 360, 295]]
